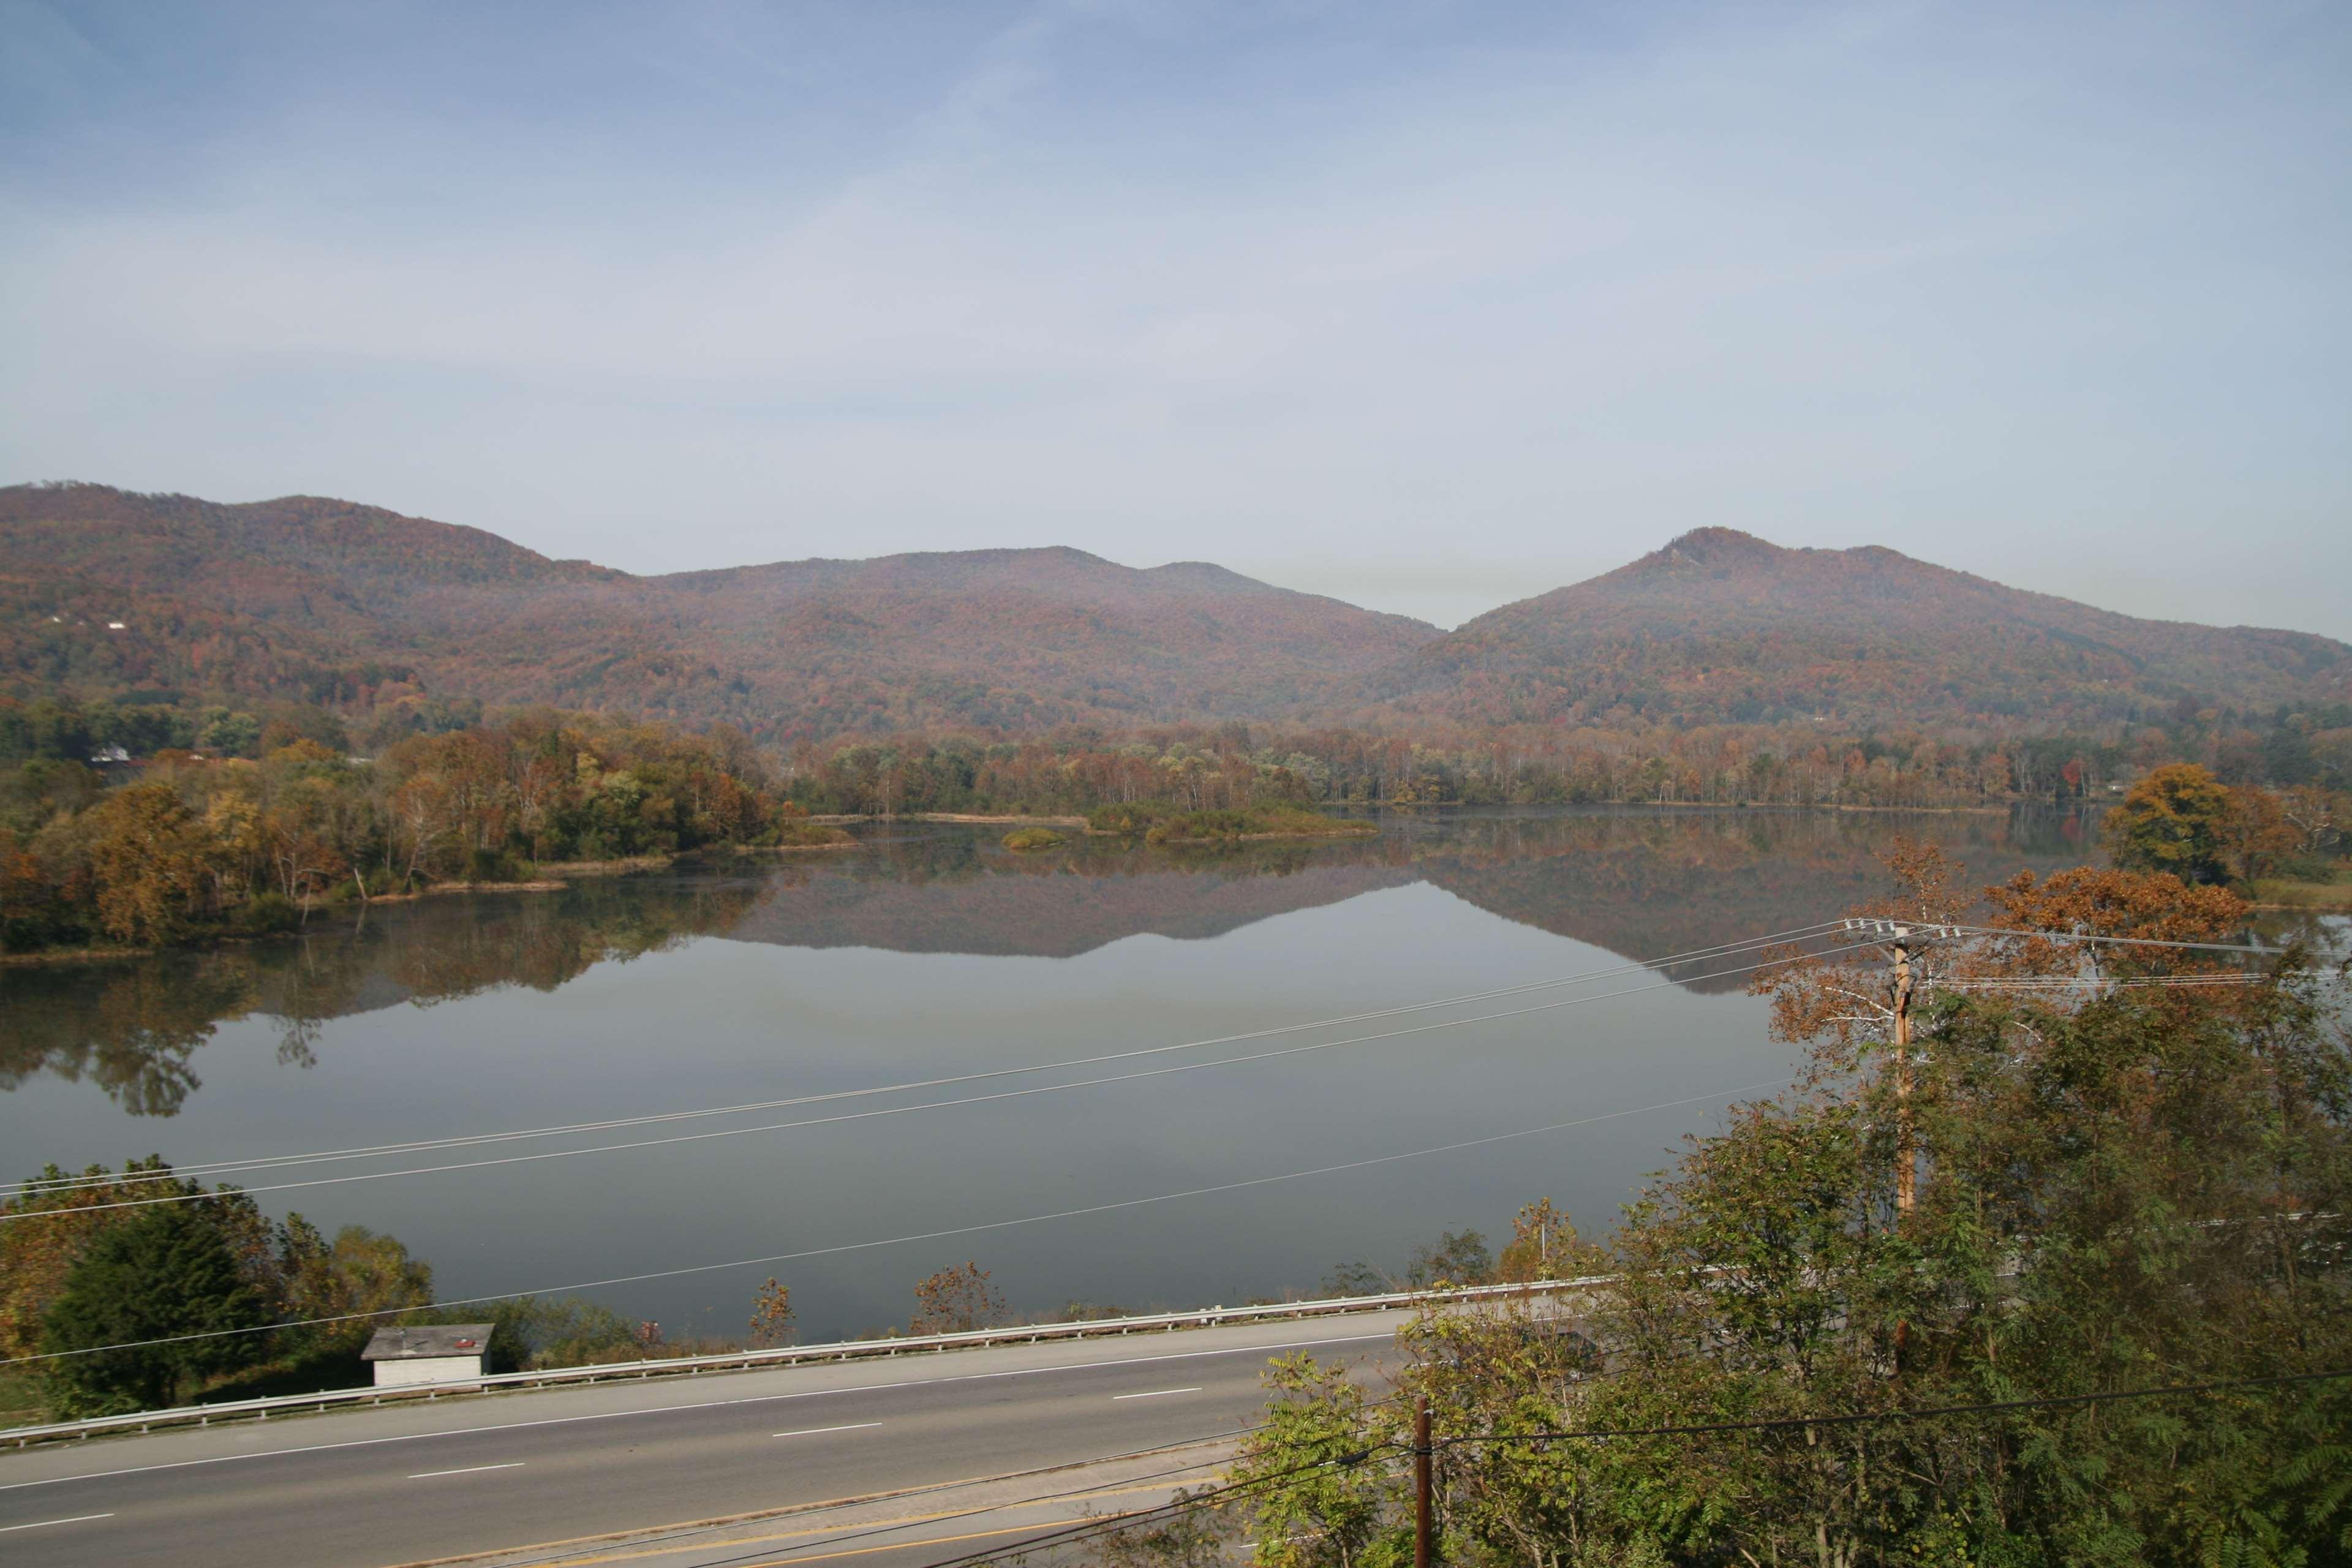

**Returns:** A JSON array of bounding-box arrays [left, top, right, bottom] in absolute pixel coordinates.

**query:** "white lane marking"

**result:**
[[0, 1512, 115, 1532], [1111, 1387, 1202, 1401], [774, 1422, 883, 1438], [407, 1462, 524, 1480], [0, 1329, 1395, 1493]]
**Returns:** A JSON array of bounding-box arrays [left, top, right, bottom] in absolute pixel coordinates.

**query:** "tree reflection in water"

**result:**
[[4, 805, 2207, 1117], [0, 875, 772, 1116]]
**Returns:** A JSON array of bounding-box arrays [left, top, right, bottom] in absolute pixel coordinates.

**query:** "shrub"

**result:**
[[466, 847, 525, 883], [769, 818, 851, 848], [242, 892, 300, 934], [1087, 802, 1173, 835]]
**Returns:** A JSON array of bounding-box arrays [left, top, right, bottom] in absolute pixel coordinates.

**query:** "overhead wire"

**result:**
[[4, 937, 1880, 1221], [1441, 1366, 2352, 1448], [576, 1380, 1430, 1568], [484, 1420, 1276, 1568], [7, 919, 1850, 1201], [922, 1370, 2352, 1568], [1938, 923, 2282, 956], [897, 1444, 1403, 1568], [2, 1079, 1781, 1366], [1932, 975, 2261, 990]]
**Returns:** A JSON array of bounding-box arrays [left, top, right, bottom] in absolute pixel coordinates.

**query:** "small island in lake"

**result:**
[[1086, 803, 1378, 845]]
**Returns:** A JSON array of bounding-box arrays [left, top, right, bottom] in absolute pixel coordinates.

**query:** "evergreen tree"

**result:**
[[41, 1201, 266, 1416]]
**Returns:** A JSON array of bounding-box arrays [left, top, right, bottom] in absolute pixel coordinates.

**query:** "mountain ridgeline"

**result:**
[[4, 484, 2344, 742], [0, 484, 1433, 740], [1373, 527, 2351, 729]]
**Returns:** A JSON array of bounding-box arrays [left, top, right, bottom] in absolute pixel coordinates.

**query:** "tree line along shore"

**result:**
[[4, 695, 2348, 955]]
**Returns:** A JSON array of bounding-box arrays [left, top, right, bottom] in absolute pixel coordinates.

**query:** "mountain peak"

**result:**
[[1641, 528, 1790, 573], [1387, 525, 2350, 729]]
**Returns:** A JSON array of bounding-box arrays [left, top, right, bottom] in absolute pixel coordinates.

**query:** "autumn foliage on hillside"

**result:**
[[1370, 526, 2352, 729], [0, 484, 1434, 742], [9, 486, 2351, 746]]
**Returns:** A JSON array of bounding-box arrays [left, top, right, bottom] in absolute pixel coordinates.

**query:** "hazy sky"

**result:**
[[2, 1, 2345, 633]]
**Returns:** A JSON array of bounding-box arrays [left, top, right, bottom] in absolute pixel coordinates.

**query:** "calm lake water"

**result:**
[[2, 806, 2139, 1342]]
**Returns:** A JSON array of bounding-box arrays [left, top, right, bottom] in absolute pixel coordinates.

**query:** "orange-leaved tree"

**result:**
[[748, 1277, 794, 1348], [910, 1261, 1007, 1336]]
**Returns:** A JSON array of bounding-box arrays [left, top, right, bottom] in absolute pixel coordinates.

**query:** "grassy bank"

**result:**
[[2248, 864, 2352, 910], [1087, 802, 1378, 844]]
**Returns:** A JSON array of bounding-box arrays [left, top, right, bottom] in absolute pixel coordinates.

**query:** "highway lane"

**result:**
[[0, 1311, 1413, 1568]]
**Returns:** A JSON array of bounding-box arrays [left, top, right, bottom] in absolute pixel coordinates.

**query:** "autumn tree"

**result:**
[[1493, 1197, 1596, 1283], [1, 1159, 189, 1360], [2275, 783, 2345, 857], [2104, 762, 2236, 883], [269, 1220, 435, 1352], [748, 1276, 795, 1348], [1404, 1228, 1493, 1288], [910, 1261, 1008, 1335], [2216, 782, 2301, 884], [81, 783, 210, 944]]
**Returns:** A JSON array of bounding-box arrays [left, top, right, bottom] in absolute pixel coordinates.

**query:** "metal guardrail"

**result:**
[[1, 1276, 1608, 1450]]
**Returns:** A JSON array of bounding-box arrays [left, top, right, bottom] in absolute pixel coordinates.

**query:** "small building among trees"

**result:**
[[361, 1324, 496, 1388]]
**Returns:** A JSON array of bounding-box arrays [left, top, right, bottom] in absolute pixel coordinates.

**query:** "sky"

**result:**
[[1, 1, 2346, 634]]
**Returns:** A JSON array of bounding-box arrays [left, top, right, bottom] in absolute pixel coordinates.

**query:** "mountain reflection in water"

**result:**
[[16, 804, 2338, 1340], [4, 806, 2118, 1119]]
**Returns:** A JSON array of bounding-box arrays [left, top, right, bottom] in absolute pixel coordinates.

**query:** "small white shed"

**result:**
[[361, 1324, 496, 1388]]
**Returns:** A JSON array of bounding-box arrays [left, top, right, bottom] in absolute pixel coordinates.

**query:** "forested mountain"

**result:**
[[0, 484, 1436, 741], [7, 485, 2346, 745], [1363, 528, 2352, 728]]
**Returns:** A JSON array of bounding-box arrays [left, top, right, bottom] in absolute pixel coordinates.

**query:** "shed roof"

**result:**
[[361, 1324, 497, 1361]]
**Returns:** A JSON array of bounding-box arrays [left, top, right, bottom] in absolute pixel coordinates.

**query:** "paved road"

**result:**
[[0, 1312, 1413, 1568]]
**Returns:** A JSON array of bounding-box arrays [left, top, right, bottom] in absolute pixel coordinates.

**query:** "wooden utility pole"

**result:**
[[1891, 928, 1915, 1216], [1414, 1395, 1433, 1568]]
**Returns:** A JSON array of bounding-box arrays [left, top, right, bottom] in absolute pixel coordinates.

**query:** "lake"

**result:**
[[3, 805, 2127, 1343]]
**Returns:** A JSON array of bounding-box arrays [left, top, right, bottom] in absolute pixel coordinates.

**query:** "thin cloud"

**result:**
[[0, 1, 2344, 635]]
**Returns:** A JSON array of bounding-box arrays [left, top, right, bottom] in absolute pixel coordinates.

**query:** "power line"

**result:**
[[1441, 1366, 2352, 1447], [1942, 923, 2282, 956], [910, 1444, 1400, 1568], [7, 921, 1850, 1200], [487, 1422, 1275, 1568], [6, 939, 1877, 1222], [1930, 974, 2262, 991], [606, 1444, 1285, 1568], [922, 1370, 2352, 1568], [716, 1386, 1423, 1568], [2, 1079, 1777, 1367]]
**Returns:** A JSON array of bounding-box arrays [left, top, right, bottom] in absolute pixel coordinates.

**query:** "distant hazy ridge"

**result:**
[[5, 484, 2344, 740]]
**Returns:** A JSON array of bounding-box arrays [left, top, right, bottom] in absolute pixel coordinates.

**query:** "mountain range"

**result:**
[[4, 482, 2345, 739]]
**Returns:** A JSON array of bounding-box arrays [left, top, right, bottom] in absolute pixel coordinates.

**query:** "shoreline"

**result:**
[[807, 812, 1090, 827], [1377, 798, 2013, 815], [1144, 825, 1382, 846], [0, 841, 849, 965]]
